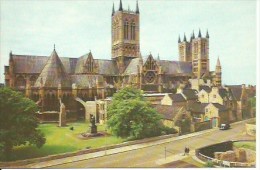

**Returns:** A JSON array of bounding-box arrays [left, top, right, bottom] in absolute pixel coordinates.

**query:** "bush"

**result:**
[[204, 160, 214, 167], [161, 126, 178, 135]]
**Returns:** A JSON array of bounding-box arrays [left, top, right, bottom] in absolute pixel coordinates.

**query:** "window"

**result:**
[[131, 22, 135, 40], [124, 20, 129, 40], [201, 94, 204, 98], [213, 94, 216, 98]]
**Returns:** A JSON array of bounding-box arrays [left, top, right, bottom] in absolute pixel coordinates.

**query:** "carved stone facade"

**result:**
[[4, 0, 222, 122]]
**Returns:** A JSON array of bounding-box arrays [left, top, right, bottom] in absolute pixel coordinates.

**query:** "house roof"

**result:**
[[153, 105, 183, 120], [182, 89, 198, 100], [229, 87, 242, 101], [211, 103, 228, 112], [199, 85, 211, 93], [34, 49, 71, 88], [187, 102, 208, 114], [168, 93, 186, 102]]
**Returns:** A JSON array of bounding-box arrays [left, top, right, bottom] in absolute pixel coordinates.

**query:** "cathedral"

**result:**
[[4, 0, 221, 120]]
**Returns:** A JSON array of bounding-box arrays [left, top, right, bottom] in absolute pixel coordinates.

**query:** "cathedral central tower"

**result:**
[[111, 0, 140, 73]]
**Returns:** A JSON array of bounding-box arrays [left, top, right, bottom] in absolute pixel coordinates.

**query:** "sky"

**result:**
[[0, 0, 257, 85]]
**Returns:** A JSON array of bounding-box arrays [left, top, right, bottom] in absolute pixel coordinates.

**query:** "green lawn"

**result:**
[[4, 121, 124, 161], [233, 141, 256, 151]]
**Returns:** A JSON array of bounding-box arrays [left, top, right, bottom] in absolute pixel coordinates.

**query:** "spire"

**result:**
[[206, 29, 209, 38], [178, 35, 181, 43], [183, 33, 187, 42], [157, 53, 160, 60], [112, 2, 115, 16], [216, 57, 221, 67], [34, 48, 71, 88], [136, 0, 139, 14], [119, 0, 123, 11], [54, 44, 55, 50], [192, 30, 195, 39], [198, 29, 202, 38], [190, 33, 193, 42]]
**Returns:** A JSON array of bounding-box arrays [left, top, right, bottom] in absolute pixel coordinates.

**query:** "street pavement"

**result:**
[[29, 119, 254, 168]]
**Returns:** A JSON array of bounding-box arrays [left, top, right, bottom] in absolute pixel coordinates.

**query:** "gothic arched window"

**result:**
[[131, 22, 135, 40], [16, 75, 26, 88], [124, 20, 129, 40]]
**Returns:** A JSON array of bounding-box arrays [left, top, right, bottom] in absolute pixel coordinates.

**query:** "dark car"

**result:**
[[219, 123, 230, 130]]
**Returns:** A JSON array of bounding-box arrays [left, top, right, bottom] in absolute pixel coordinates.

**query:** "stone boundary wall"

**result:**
[[191, 121, 211, 132], [195, 140, 255, 167], [0, 133, 178, 167]]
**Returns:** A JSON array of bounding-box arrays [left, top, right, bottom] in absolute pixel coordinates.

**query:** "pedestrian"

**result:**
[[187, 147, 190, 155], [184, 147, 187, 156]]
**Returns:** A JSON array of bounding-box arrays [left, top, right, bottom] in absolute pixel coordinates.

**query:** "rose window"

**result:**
[[145, 71, 156, 83]]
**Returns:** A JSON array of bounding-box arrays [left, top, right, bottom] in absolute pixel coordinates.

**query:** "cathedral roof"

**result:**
[[74, 53, 119, 75], [158, 60, 192, 75], [71, 75, 103, 88], [10, 54, 77, 74], [34, 49, 71, 88], [123, 58, 140, 75]]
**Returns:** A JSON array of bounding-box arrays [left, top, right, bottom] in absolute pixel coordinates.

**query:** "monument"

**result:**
[[59, 99, 67, 127], [90, 114, 97, 134]]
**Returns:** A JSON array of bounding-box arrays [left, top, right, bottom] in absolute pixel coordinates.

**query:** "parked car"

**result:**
[[219, 123, 230, 130]]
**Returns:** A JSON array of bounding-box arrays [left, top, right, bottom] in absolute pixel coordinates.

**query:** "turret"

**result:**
[[136, 0, 139, 14], [178, 35, 181, 43], [112, 3, 115, 16], [183, 33, 187, 42], [206, 29, 209, 38], [119, 0, 123, 11], [198, 29, 202, 38], [215, 57, 222, 86]]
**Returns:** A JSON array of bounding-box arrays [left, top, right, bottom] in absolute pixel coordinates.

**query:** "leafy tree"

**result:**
[[0, 88, 45, 160], [107, 87, 164, 139]]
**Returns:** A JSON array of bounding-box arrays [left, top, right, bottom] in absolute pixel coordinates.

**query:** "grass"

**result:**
[[233, 141, 256, 151], [182, 156, 205, 168], [2, 121, 124, 161]]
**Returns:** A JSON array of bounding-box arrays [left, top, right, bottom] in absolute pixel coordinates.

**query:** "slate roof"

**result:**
[[168, 93, 186, 102], [123, 58, 140, 75], [71, 75, 103, 88], [34, 50, 71, 88], [11, 54, 77, 74], [153, 105, 183, 120], [95, 59, 119, 75], [199, 85, 211, 93], [182, 89, 198, 100], [212, 103, 228, 112], [187, 102, 208, 114], [229, 87, 242, 101], [158, 60, 192, 75], [74, 53, 90, 74]]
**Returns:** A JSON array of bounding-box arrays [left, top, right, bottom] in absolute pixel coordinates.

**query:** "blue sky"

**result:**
[[0, 0, 257, 85]]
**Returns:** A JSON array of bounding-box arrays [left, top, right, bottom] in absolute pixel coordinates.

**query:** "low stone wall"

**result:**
[[0, 133, 178, 168], [245, 123, 256, 136], [191, 121, 211, 132], [195, 140, 255, 167]]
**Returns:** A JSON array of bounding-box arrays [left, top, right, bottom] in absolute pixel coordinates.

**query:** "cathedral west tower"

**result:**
[[111, 0, 140, 73]]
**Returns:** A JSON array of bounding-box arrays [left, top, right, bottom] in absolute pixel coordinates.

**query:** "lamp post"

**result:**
[[105, 125, 107, 155]]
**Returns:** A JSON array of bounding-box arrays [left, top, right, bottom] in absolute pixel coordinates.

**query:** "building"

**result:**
[[4, 0, 221, 122]]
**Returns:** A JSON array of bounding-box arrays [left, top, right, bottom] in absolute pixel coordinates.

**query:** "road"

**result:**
[[49, 121, 254, 168]]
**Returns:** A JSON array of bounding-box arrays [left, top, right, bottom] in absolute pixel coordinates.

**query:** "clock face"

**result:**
[[145, 71, 156, 83]]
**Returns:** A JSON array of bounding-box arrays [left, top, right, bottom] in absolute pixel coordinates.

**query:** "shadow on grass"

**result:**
[[1, 145, 78, 162]]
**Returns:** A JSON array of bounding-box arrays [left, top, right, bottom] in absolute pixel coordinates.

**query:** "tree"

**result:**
[[107, 87, 164, 139], [0, 88, 45, 160]]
